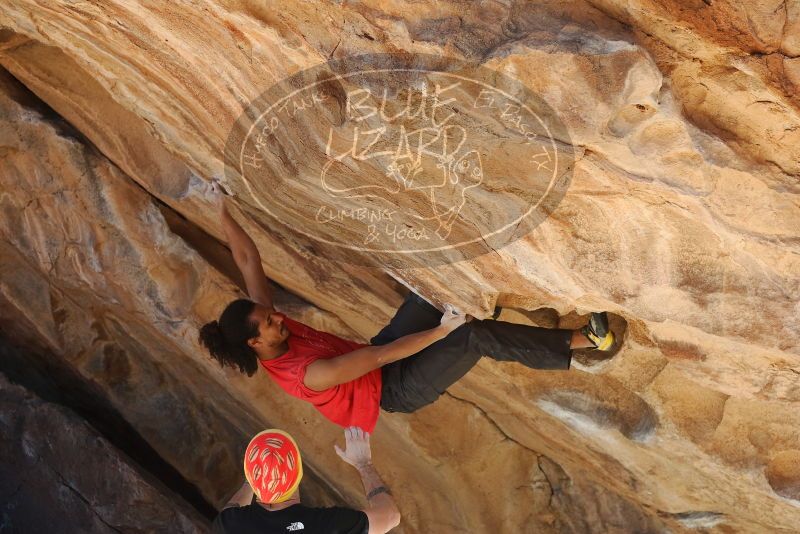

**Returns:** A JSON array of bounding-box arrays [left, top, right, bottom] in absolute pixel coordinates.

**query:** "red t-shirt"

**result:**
[[260, 313, 383, 432]]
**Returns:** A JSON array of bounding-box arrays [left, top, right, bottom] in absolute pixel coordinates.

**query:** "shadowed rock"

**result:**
[[0, 373, 208, 532], [766, 450, 800, 502]]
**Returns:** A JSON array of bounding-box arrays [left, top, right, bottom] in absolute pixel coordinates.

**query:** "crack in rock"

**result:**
[[43, 459, 124, 534]]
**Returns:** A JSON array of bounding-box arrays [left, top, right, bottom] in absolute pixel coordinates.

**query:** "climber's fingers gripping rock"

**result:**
[[439, 303, 471, 334], [206, 179, 230, 211]]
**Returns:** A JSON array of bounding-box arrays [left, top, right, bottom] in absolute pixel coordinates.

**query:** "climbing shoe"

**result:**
[[491, 306, 502, 320], [580, 312, 615, 351]]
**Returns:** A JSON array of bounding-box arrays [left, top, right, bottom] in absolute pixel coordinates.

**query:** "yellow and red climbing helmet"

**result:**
[[243, 429, 303, 503]]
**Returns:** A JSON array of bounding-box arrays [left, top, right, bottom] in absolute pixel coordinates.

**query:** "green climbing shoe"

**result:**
[[580, 312, 615, 351]]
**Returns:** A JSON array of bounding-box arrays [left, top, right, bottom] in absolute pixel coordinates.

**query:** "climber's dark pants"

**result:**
[[375, 292, 573, 414]]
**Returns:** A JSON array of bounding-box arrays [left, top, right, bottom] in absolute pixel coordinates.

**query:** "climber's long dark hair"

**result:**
[[199, 298, 260, 376]]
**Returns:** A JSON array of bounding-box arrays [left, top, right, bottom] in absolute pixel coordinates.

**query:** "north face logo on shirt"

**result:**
[[286, 522, 305, 531]]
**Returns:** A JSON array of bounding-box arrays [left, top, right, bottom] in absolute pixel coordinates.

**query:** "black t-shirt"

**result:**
[[211, 503, 369, 534]]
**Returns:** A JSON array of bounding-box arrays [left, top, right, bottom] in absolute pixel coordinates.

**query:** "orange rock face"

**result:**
[[767, 450, 800, 501], [0, 1, 798, 532]]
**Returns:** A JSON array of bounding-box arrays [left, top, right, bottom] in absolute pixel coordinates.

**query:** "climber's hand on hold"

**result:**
[[207, 179, 229, 212], [439, 303, 469, 334]]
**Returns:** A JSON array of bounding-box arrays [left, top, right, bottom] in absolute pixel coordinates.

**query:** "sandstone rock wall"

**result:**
[[0, 1, 798, 533], [0, 370, 207, 533]]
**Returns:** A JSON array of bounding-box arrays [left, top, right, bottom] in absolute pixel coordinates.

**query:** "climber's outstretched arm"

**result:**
[[304, 329, 444, 391], [334, 427, 401, 534], [304, 308, 468, 391], [212, 183, 274, 309]]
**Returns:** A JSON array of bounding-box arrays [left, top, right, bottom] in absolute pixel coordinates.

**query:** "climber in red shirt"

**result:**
[[199, 183, 616, 432]]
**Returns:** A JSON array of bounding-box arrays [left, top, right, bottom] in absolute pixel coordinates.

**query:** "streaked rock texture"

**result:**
[[0, 1, 798, 532], [0, 372, 207, 533]]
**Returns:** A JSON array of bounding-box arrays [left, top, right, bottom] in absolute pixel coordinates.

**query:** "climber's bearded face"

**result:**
[[247, 304, 289, 350]]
